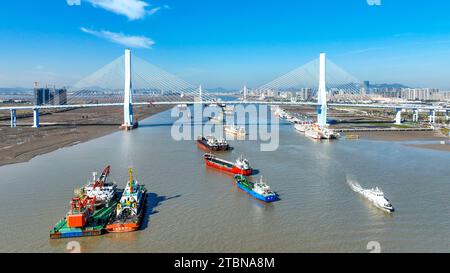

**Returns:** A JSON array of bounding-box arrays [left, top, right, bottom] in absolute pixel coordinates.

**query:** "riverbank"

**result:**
[[0, 105, 171, 167]]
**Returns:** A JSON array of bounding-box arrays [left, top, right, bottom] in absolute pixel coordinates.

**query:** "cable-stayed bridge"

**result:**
[[1, 49, 449, 128]]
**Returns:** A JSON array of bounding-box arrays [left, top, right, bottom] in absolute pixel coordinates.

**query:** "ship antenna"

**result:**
[[129, 167, 133, 193]]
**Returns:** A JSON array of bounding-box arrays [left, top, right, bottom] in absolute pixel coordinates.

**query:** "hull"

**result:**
[[205, 159, 252, 176], [236, 181, 277, 203], [106, 222, 140, 233], [106, 190, 147, 233], [305, 130, 323, 140], [50, 200, 117, 239]]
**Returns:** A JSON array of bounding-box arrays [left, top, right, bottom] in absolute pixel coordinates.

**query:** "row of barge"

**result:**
[[50, 166, 147, 239]]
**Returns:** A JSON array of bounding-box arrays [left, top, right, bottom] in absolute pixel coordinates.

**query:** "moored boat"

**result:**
[[305, 124, 323, 140], [50, 192, 118, 239], [294, 122, 311, 133], [234, 175, 277, 202], [106, 168, 147, 233], [204, 153, 253, 176]]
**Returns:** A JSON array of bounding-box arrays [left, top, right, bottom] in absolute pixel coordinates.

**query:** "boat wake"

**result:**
[[347, 176, 363, 193]]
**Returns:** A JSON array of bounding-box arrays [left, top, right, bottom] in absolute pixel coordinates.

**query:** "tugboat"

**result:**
[[204, 153, 253, 175], [78, 165, 118, 208], [234, 175, 277, 202], [106, 168, 147, 233], [197, 136, 231, 152]]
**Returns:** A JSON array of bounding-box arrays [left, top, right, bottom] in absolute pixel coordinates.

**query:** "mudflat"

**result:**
[[0, 105, 171, 167]]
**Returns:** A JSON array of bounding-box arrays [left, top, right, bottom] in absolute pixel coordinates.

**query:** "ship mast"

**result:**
[[129, 168, 133, 193]]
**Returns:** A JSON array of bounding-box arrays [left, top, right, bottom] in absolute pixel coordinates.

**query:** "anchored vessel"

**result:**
[[224, 125, 246, 136], [204, 153, 253, 175], [234, 175, 277, 202], [106, 168, 147, 232], [297, 123, 340, 140], [294, 122, 312, 133], [50, 191, 118, 239], [305, 124, 324, 140], [79, 165, 118, 208], [349, 182, 394, 212], [197, 136, 231, 152]]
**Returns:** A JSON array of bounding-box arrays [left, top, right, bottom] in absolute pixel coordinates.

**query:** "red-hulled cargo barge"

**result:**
[[203, 153, 253, 176]]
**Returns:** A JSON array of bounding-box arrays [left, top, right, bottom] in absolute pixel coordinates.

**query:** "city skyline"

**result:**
[[1, 0, 450, 89]]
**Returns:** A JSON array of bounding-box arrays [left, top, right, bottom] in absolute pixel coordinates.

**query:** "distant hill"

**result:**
[[0, 87, 32, 94], [204, 87, 237, 93], [370, 83, 409, 89]]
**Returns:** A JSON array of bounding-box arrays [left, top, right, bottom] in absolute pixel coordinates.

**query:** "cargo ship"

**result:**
[[204, 153, 253, 175], [234, 175, 277, 202], [50, 194, 118, 239], [197, 136, 232, 152], [106, 168, 147, 233], [78, 165, 118, 208]]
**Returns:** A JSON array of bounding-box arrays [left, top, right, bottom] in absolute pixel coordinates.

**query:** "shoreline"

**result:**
[[345, 130, 450, 152], [0, 105, 171, 167]]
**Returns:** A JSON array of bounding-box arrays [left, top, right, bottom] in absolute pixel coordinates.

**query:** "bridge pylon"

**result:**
[[121, 48, 138, 130], [317, 53, 327, 127]]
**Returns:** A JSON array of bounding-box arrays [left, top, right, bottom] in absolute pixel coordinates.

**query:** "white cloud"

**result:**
[[88, 0, 149, 20], [148, 7, 161, 15], [81, 27, 154, 48], [67, 0, 168, 20]]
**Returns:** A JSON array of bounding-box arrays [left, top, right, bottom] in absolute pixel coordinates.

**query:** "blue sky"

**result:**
[[1, 0, 450, 89]]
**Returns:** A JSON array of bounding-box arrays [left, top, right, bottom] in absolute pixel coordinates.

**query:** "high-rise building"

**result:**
[[54, 88, 67, 105], [33, 82, 67, 105], [362, 81, 370, 95]]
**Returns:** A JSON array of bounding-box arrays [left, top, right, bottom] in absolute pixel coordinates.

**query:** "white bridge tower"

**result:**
[[317, 53, 328, 127], [121, 48, 137, 130]]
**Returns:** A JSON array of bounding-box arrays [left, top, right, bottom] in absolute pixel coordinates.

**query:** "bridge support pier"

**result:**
[[412, 109, 419, 122], [317, 53, 327, 127], [429, 110, 436, 124], [395, 108, 402, 125], [32, 108, 39, 128], [10, 109, 17, 128]]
